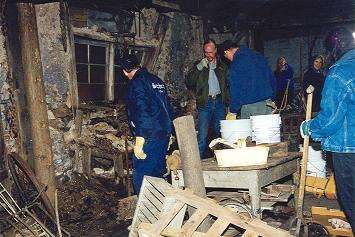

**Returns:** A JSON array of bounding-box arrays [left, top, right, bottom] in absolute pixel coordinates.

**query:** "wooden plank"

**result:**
[[66, 5, 79, 109], [138, 211, 150, 223], [180, 210, 207, 236], [142, 188, 163, 212], [140, 201, 158, 223], [146, 185, 165, 202], [166, 190, 292, 237], [153, 199, 186, 233], [259, 142, 288, 158], [242, 230, 259, 237], [205, 218, 230, 236], [141, 199, 160, 218], [152, 0, 181, 10], [73, 27, 116, 42], [130, 177, 174, 237], [145, 176, 174, 193], [82, 147, 92, 177], [161, 227, 222, 237]]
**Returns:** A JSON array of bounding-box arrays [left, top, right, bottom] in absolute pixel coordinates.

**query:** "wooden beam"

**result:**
[[73, 27, 116, 42], [152, 0, 181, 11], [17, 3, 56, 205], [5, 4, 35, 167], [173, 116, 206, 198], [105, 43, 115, 102], [65, 3, 79, 109]]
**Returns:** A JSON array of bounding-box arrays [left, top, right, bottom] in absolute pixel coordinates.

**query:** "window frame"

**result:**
[[73, 36, 155, 104], [75, 38, 109, 85]]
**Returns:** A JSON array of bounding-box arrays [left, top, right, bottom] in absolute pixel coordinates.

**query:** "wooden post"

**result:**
[[17, 3, 56, 205], [173, 116, 206, 198], [105, 43, 115, 102], [5, 4, 35, 167], [64, 3, 79, 109]]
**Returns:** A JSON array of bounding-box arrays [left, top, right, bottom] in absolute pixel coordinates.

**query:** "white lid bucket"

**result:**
[[250, 114, 281, 144], [220, 119, 252, 143], [299, 145, 326, 178]]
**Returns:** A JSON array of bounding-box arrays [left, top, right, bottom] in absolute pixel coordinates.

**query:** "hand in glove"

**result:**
[[134, 137, 146, 159], [226, 112, 237, 120], [300, 120, 311, 138], [196, 58, 208, 71]]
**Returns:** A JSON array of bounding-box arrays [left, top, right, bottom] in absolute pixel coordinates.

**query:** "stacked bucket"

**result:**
[[250, 114, 281, 144], [220, 119, 252, 143], [220, 114, 281, 144]]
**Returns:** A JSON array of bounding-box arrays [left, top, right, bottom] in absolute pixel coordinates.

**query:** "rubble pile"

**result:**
[[58, 173, 131, 236], [61, 104, 132, 171]]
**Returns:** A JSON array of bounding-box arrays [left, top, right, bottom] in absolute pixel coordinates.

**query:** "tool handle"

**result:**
[[295, 85, 314, 236], [305, 85, 314, 120]]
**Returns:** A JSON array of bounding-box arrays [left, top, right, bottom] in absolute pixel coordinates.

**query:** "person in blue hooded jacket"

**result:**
[[121, 54, 174, 193], [220, 40, 276, 119], [301, 48, 355, 233], [274, 57, 294, 108]]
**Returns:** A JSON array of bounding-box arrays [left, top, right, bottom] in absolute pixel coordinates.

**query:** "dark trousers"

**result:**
[[332, 152, 355, 233], [132, 137, 169, 194]]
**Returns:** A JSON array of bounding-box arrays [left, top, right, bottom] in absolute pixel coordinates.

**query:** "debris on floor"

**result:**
[[57, 173, 132, 236], [130, 176, 292, 237]]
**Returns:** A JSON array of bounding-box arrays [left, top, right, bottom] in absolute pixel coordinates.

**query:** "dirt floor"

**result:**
[[58, 173, 132, 237], [55, 172, 342, 237]]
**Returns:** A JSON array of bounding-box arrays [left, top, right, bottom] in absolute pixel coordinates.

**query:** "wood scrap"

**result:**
[[130, 176, 292, 237]]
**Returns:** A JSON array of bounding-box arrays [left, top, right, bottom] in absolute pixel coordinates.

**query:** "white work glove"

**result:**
[[196, 58, 208, 71], [134, 137, 146, 159]]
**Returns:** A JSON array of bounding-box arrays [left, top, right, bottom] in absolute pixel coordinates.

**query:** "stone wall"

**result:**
[[35, 3, 74, 176], [0, 24, 17, 154]]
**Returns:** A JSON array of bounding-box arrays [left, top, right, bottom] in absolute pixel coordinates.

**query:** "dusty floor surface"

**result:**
[[56, 172, 341, 237], [58, 173, 132, 237]]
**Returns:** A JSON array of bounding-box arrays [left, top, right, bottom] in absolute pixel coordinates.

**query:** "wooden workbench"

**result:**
[[171, 152, 301, 217]]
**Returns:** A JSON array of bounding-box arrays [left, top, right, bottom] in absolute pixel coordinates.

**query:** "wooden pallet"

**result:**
[[130, 176, 293, 237], [129, 176, 175, 237]]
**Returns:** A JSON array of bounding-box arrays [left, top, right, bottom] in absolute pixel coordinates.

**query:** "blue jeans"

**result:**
[[332, 152, 355, 233], [132, 137, 169, 194], [197, 97, 225, 158]]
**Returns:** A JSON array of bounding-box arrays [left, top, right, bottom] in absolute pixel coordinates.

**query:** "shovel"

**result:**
[[295, 85, 314, 236]]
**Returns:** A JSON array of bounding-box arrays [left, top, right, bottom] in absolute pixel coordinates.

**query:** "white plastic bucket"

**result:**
[[220, 119, 252, 143], [250, 114, 281, 144], [299, 145, 326, 178]]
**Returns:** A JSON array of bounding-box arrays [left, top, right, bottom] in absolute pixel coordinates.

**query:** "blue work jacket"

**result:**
[[125, 68, 174, 140], [228, 45, 276, 113], [310, 49, 355, 153], [274, 64, 294, 93]]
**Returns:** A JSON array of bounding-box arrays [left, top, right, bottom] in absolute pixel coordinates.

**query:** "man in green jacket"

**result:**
[[186, 39, 229, 158]]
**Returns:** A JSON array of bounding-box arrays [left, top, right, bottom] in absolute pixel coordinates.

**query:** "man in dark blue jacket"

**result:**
[[121, 54, 174, 193], [220, 41, 276, 119]]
